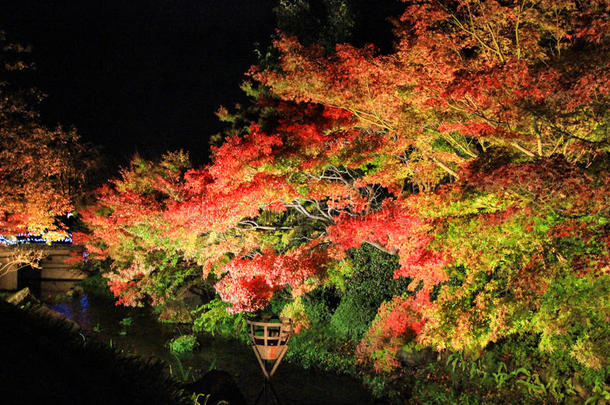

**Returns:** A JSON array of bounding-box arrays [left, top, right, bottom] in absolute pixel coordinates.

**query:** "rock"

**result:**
[[66, 285, 84, 298], [159, 301, 191, 323], [6, 287, 38, 306], [5, 287, 80, 333], [397, 347, 436, 367], [159, 285, 209, 323], [184, 370, 247, 405], [31, 305, 81, 333]]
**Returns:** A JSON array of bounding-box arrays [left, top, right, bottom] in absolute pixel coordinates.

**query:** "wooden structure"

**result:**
[[247, 317, 293, 405]]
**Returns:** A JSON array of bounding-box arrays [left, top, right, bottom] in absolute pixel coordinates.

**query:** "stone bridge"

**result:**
[[0, 246, 87, 291]]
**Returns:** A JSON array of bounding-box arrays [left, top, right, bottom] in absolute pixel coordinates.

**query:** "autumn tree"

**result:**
[[81, 2, 609, 400], [76, 152, 193, 307], [0, 32, 96, 239]]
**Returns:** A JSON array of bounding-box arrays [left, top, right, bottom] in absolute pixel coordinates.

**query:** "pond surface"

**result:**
[[25, 280, 376, 405]]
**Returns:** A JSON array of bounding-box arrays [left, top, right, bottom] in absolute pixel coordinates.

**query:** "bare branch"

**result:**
[[237, 220, 296, 231], [364, 240, 399, 255]]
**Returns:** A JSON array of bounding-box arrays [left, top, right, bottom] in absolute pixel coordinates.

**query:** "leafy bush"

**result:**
[[532, 275, 610, 371], [330, 244, 410, 341], [286, 331, 357, 374], [169, 334, 199, 354], [191, 298, 247, 342], [79, 273, 115, 300], [364, 332, 610, 404], [302, 286, 340, 327], [119, 317, 133, 328], [273, 245, 413, 374]]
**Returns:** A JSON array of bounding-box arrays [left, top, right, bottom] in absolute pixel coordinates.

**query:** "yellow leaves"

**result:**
[[1, 122, 92, 236], [570, 335, 604, 371], [280, 296, 310, 333]]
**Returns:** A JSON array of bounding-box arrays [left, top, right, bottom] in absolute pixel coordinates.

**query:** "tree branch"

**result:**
[[364, 240, 399, 255]]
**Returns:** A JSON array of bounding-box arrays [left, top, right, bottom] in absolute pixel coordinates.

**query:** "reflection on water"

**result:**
[[49, 295, 91, 331], [16, 266, 82, 301], [10, 278, 375, 405]]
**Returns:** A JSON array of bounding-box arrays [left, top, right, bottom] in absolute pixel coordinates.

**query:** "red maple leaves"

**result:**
[[216, 243, 330, 313], [328, 202, 450, 291], [78, 1, 609, 374]]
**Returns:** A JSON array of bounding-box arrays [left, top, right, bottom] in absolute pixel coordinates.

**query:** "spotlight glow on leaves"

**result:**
[[80, 1, 609, 376]]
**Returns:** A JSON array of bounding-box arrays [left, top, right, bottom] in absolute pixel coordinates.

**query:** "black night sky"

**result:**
[[1, 0, 277, 166], [1, 0, 402, 169]]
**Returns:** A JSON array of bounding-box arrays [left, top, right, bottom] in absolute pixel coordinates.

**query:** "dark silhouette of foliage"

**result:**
[[0, 299, 189, 404]]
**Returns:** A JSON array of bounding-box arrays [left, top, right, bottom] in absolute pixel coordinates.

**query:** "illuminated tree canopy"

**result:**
[[0, 32, 95, 239], [80, 1, 609, 398]]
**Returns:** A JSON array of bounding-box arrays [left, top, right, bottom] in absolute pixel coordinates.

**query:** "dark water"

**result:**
[[22, 280, 375, 405]]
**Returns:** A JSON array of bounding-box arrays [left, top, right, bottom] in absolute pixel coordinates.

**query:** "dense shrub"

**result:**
[[191, 298, 248, 343], [281, 287, 357, 374], [79, 272, 115, 300], [331, 244, 410, 341], [169, 334, 199, 354]]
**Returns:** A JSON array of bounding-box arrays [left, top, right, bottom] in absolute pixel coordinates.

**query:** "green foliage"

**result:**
[[279, 295, 309, 328], [303, 286, 341, 327], [330, 244, 410, 341], [169, 353, 193, 383], [331, 294, 376, 341], [262, 244, 414, 377], [191, 393, 210, 405], [169, 334, 199, 354], [268, 286, 357, 374], [191, 298, 247, 342], [211, 81, 282, 147], [285, 327, 357, 374], [532, 276, 610, 371], [117, 316, 133, 336], [274, 0, 355, 51], [324, 258, 354, 292], [191, 393, 229, 405], [143, 263, 201, 306], [268, 288, 294, 316], [119, 317, 133, 328], [79, 273, 114, 300], [366, 332, 610, 404]]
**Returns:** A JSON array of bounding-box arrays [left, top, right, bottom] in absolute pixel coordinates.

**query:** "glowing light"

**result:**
[[0, 231, 73, 246]]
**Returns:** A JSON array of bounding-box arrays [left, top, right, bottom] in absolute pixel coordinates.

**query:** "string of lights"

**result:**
[[0, 232, 73, 246]]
